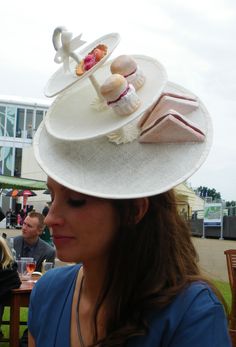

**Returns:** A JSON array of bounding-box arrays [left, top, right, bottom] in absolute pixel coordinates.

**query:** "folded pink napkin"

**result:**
[[139, 109, 205, 143], [139, 92, 199, 130]]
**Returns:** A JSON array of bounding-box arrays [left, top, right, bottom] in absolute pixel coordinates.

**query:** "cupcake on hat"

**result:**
[[110, 55, 145, 91]]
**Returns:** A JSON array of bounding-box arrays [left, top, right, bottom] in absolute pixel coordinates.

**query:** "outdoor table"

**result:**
[[3, 277, 38, 347]]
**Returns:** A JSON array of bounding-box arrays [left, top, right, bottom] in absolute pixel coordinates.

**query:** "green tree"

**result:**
[[226, 201, 236, 207], [195, 186, 221, 200]]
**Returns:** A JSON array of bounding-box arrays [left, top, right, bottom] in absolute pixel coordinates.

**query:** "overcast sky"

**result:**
[[0, 0, 235, 200]]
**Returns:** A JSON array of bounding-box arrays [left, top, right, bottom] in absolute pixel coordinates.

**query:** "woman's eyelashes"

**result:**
[[47, 194, 86, 208], [67, 198, 86, 207]]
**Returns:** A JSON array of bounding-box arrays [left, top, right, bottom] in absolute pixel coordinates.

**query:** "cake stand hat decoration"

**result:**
[[33, 27, 213, 199], [44, 27, 168, 141], [52, 26, 87, 73], [45, 28, 121, 98]]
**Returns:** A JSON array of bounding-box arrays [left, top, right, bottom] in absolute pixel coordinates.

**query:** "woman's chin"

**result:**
[[56, 251, 80, 264]]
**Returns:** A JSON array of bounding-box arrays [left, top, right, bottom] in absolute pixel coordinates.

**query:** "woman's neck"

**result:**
[[81, 259, 107, 304], [75, 261, 108, 346]]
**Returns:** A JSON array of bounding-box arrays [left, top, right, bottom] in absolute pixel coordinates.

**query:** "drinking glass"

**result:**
[[16, 260, 25, 280], [20, 257, 34, 262], [26, 260, 36, 281], [17, 258, 34, 280], [42, 262, 53, 274]]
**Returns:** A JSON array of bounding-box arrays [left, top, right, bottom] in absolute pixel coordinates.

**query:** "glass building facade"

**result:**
[[0, 96, 50, 177]]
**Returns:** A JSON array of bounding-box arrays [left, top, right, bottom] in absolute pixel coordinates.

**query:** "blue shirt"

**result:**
[[28, 264, 231, 346]]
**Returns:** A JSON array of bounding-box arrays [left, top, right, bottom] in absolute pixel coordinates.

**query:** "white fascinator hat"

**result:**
[[33, 27, 212, 199]]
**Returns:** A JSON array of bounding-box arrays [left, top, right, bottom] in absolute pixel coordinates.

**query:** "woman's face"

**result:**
[[45, 177, 120, 264]]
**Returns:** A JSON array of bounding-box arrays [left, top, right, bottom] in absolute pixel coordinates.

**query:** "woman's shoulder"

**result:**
[[0, 263, 21, 297], [143, 282, 230, 346], [127, 281, 230, 347], [179, 281, 221, 307], [147, 281, 225, 334], [163, 281, 223, 319]]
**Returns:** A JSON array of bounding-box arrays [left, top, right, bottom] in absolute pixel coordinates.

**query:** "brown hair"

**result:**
[[28, 211, 45, 231], [91, 189, 224, 346]]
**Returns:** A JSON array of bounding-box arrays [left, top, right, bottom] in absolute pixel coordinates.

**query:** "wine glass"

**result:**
[[26, 260, 36, 281], [42, 262, 53, 274]]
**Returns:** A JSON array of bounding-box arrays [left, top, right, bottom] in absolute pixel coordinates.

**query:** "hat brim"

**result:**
[[34, 81, 212, 199], [44, 33, 121, 97], [45, 55, 167, 141]]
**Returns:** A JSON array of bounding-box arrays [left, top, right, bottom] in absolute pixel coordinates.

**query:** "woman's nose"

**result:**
[[45, 202, 65, 227]]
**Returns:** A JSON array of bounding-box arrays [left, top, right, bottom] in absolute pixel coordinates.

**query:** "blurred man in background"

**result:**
[[13, 211, 55, 272]]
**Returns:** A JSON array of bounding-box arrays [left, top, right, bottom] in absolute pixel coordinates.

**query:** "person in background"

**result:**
[[19, 209, 26, 226], [0, 236, 21, 340], [5, 208, 12, 229], [13, 211, 56, 272], [40, 204, 53, 246], [42, 204, 49, 217]]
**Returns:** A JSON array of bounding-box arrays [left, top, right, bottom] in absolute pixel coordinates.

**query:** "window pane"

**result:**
[[35, 110, 44, 130], [26, 109, 33, 139], [16, 108, 25, 138], [0, 146, 3, 174], [14, 148, 22, 177], [0, 106, 6, 136], [6, 106, 16, 137], [3, 147, 13, 175]]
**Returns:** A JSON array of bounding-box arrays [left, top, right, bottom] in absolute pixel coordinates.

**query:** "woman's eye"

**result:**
[[68, 199, 86, 207]]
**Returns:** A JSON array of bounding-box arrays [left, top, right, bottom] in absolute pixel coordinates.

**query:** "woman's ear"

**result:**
[[133, 197, 149, 224]]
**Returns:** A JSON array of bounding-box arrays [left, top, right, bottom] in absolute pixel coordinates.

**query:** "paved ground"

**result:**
[[1, 227, 22, 238], [1, 228, 236, 282], [192, 236, 236, 282]]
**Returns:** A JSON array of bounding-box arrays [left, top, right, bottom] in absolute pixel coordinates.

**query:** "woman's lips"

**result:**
[[53, 235, 75, 246]]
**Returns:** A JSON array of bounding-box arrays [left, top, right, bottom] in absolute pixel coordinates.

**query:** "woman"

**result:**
[[28, 180, 230, 346], [0, 236, 21, 339], [28, 27, 231, 346]]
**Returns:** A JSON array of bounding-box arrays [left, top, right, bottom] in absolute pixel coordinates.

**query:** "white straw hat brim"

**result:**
[[33, 82, 212, 199]]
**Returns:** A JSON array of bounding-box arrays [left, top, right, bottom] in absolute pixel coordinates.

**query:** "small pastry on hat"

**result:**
[[100, 74, 141, 116], [110, 55, 145, 90], [75, 44, 108, 76]]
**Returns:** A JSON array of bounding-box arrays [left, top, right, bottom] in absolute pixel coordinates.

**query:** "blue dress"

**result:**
[[28, 264, 231, 346]]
